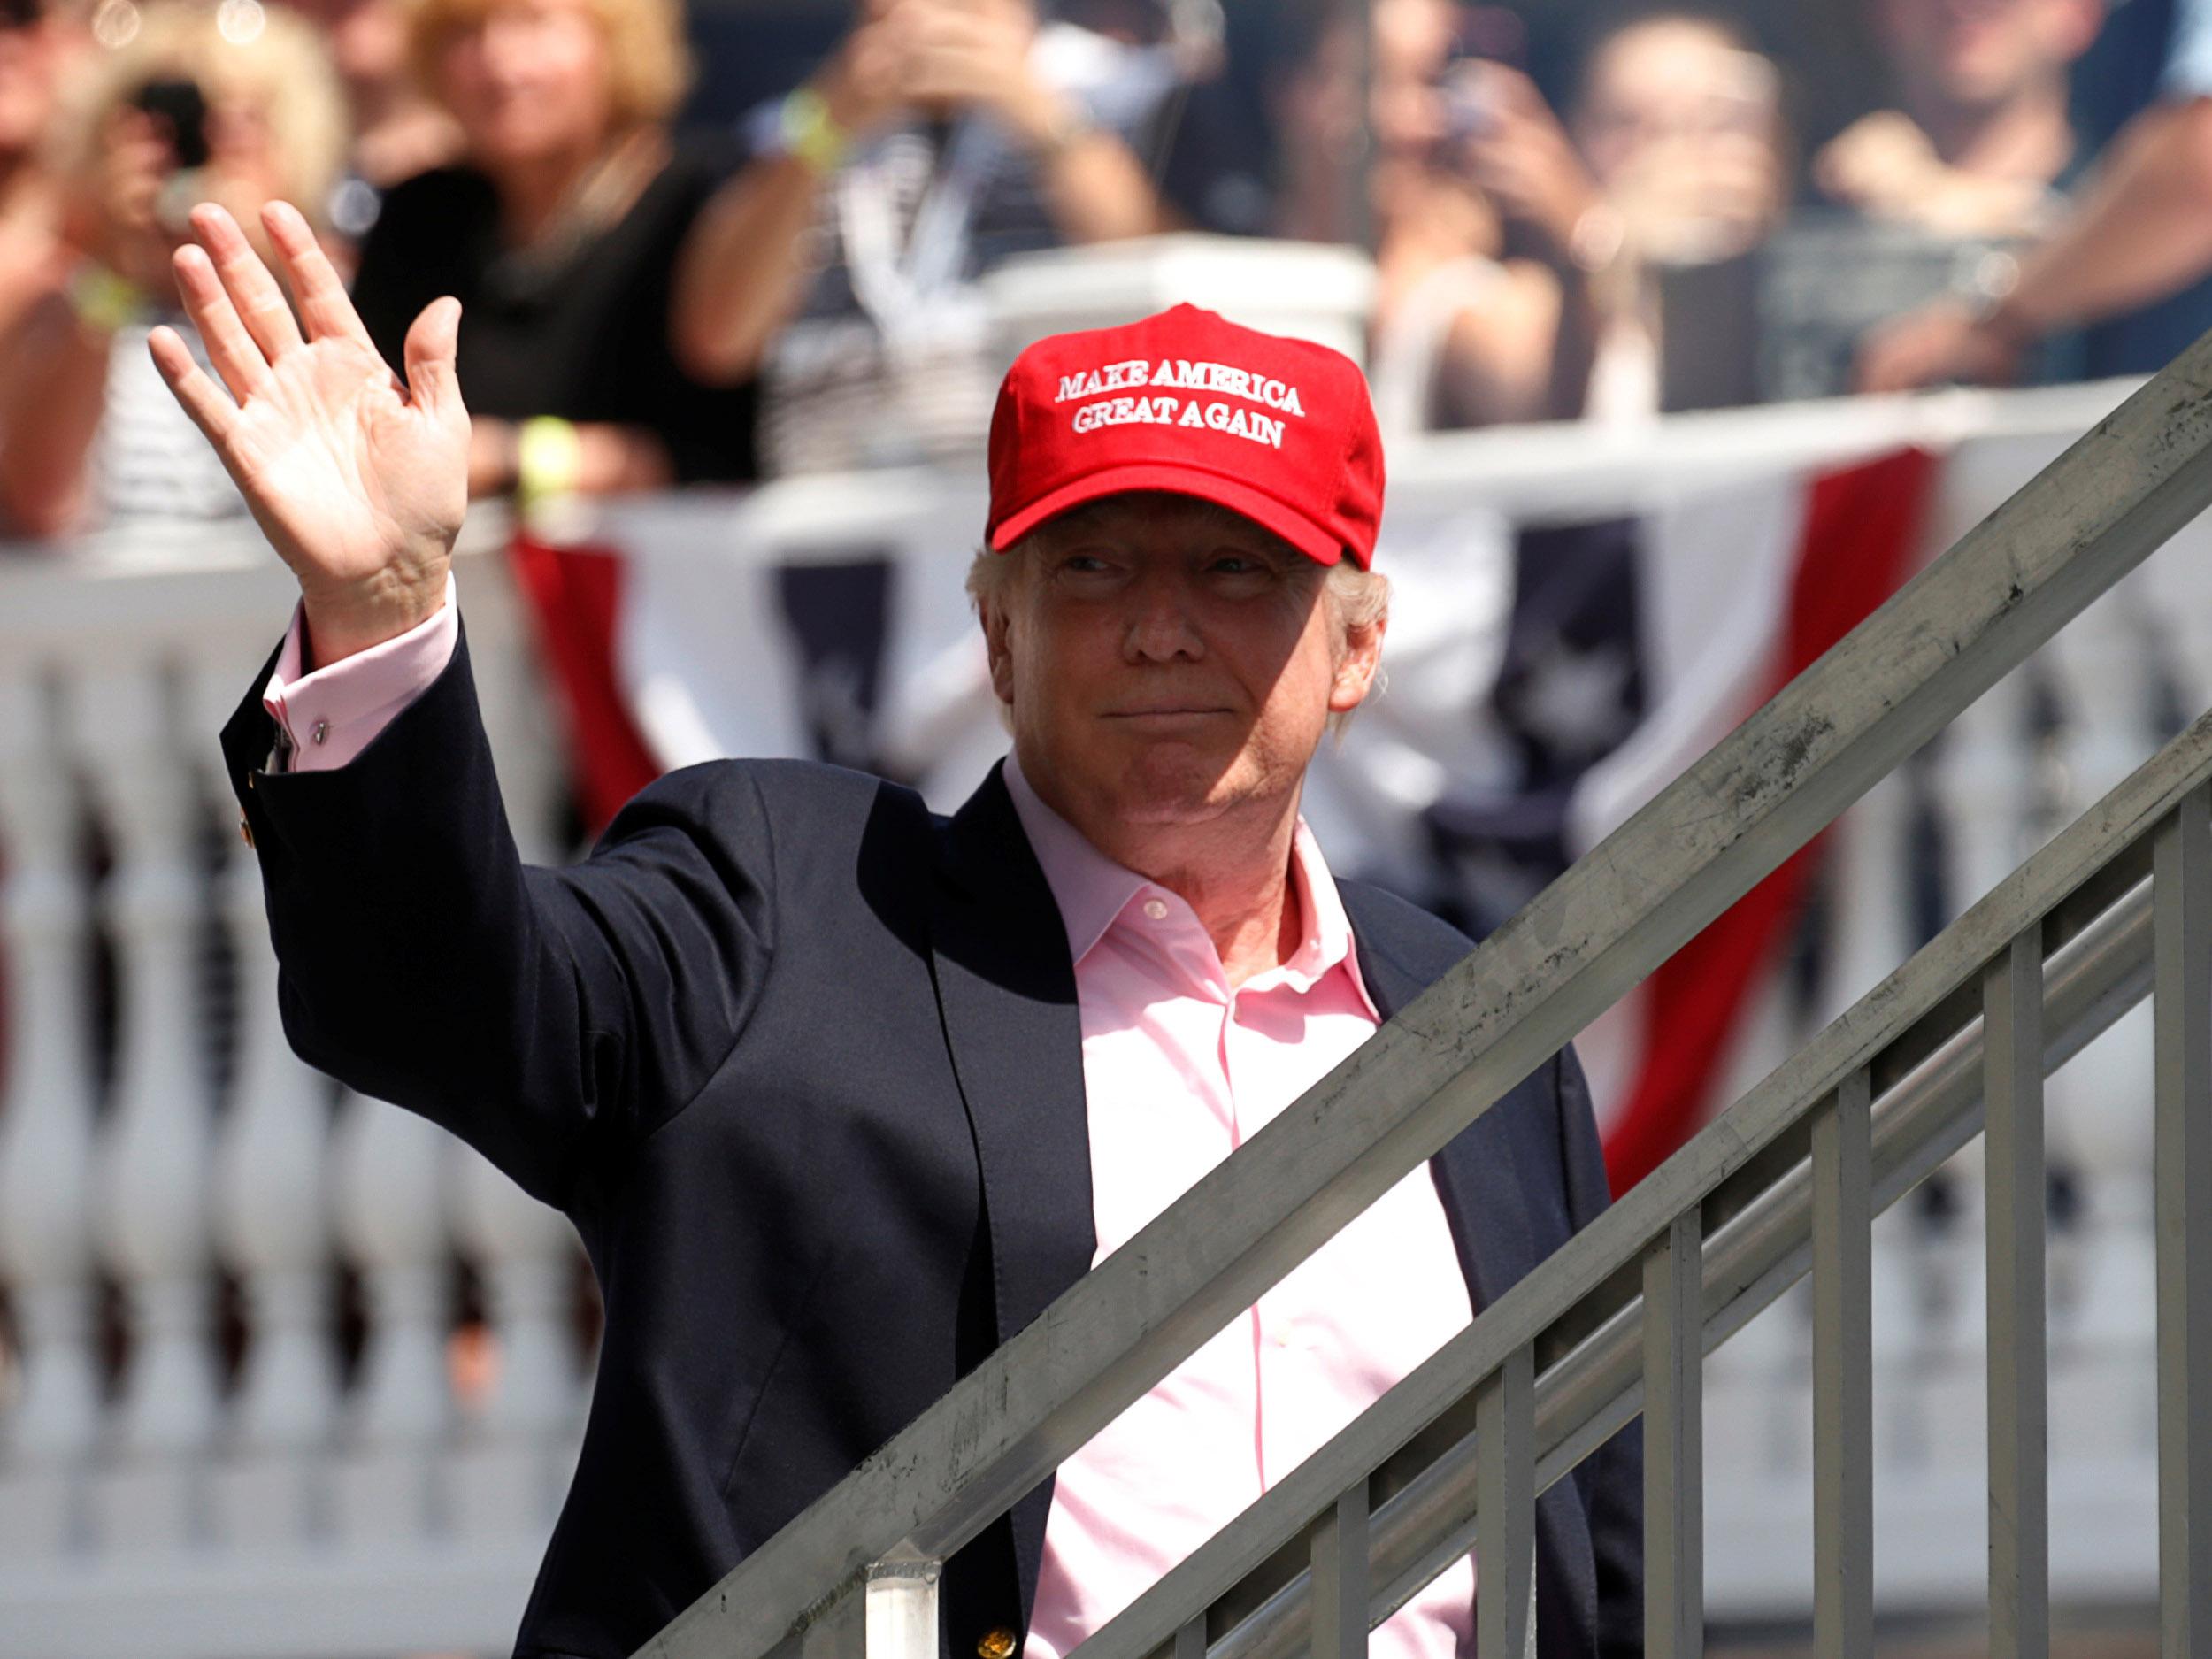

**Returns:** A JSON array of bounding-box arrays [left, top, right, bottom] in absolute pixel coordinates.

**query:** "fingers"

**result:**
[[188, 202, 303, 365], [261, 200, 376, 350], [172, 241, 273, 403], [147, 325, 239, 448], [401, 295, 466, 422]]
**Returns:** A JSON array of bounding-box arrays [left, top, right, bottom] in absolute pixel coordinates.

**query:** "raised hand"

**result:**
[[149, 200, 469, 664]]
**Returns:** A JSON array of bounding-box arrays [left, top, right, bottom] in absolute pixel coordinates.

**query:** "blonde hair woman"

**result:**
[[0, 0, 346, 536], [345, 0, 757, 497]]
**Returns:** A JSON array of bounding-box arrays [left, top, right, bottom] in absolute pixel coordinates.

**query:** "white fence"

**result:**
[[1, 382, 2206, 1653]]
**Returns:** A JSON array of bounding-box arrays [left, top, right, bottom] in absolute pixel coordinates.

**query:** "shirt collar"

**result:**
[[1003, 752, 1151, 964], [1001, 753, 1377, 1015]]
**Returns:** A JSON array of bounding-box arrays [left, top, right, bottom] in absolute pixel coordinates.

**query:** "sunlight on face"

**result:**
[[437, 0, 613, 167], [984, 495, 1382, 841]]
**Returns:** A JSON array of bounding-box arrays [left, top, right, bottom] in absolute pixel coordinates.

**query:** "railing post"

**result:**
[[1812, 1069, 1872, 1659], [1642, 1210, 1702, 1659], [1310, 1482, 1371, 1659], [77, 660, 221, 1551], [1985, 931, 2049, 1659], [0, 664, 100, 1555], [2154, 783, 2212, 1656], [1475, 1346, 1535, 1659], [865, 1556, 942, 1659]]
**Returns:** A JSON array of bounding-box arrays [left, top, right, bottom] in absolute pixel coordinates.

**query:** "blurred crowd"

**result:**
[[5, 0, 2212, 540]]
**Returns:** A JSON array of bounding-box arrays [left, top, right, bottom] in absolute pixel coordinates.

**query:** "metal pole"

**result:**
[[1310, 1484, 1371, 1659], [1642, 1211, 1702, 1659], [1812, 1069, 1872, 1659], [1984, 933, 2048, 1659], [2154, 784, 2212, 1657], [1474, 1347, 1535, 1659]]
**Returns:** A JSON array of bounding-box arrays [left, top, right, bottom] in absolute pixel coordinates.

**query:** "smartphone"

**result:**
[[1437, 5, 1524, 142], [130, 77, 211, 172]]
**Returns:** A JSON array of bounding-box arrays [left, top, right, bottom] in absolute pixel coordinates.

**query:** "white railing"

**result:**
[[0, 526, 586, 1655], [1, 379, 2207, 1654]]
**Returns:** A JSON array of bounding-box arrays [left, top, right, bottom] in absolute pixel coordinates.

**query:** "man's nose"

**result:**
[[1121, 580, 1204, 663]]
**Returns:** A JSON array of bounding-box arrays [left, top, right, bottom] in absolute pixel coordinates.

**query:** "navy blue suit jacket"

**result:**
[[221, 629, 1641, 1659]]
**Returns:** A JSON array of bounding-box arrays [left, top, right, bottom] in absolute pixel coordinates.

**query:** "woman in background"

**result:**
[[0, 0, 85, 437], [1457, 6, 1793, 422], [347, 0, 756, 500], [0, 0, 344, 538]]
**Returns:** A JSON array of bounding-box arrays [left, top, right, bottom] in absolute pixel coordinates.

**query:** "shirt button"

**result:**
[[1142, 897, 1169, 921], [978, 1629, 1018, 1659]]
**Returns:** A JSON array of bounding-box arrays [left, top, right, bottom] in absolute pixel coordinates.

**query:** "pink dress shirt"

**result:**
[[260, 573, 460, 771], [1002, 759, 1475, 1659], [265, 585, 1479, 1657]]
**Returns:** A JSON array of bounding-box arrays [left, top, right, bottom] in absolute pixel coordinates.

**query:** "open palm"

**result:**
[[150, 202, 467, 654]]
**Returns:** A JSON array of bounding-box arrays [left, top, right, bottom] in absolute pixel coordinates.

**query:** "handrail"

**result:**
[[1072, 702, 2212, 1659], [636, 342, 2212, 1652]]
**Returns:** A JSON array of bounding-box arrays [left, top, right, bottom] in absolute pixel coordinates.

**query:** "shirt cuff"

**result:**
[[261, 573, 460, 772]]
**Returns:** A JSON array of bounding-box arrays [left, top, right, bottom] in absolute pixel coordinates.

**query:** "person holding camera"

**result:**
[[0, 0, 346, 540], [669, 0, 1175, 478]]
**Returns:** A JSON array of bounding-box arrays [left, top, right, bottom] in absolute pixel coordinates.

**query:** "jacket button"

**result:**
[[977, 1629, 1018, 1659], [237, 816, 255, 849]]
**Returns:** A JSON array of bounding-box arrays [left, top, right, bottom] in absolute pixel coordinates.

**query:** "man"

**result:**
[[1816, 0, 2102, 239], [150, 200, 1641, 1658], [1857, 0, 2212, 390]]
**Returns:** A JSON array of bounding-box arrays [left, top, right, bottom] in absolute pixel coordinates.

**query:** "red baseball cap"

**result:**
[[985, 303, 1385, 569]]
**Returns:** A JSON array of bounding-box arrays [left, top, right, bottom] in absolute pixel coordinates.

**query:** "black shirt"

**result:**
[[350, 137, 757, 485]]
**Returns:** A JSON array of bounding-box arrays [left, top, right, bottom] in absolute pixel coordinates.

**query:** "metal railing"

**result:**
[[628, 334, 2212, 1659], [1061, 719, 2212, 1659]]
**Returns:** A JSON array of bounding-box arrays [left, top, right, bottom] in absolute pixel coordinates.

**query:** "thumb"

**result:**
[[402, 296, 465, 421]]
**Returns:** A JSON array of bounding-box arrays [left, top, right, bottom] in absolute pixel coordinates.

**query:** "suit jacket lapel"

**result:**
[[930, 763, 1094, 1624]]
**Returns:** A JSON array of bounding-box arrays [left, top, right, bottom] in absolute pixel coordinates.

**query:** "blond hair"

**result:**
[[49, 2, 348, 223], [406, 0, 693, 129], [965, 498, 1392, 735]]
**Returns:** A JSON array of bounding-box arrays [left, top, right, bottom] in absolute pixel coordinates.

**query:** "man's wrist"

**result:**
[[300, 571, 452, 670]]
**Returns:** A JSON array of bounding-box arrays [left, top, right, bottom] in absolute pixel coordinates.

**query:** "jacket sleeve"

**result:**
[[222, 622, 775, 1211], [1555, 1044, 1645, 1659]]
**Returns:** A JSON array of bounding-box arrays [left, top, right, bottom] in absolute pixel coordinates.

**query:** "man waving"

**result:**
[[153, 199, 1640, 1659]]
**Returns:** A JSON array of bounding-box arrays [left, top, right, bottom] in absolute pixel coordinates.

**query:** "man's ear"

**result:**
[[982, 596, 1018, 708], [1329, 610, 1386, 714]]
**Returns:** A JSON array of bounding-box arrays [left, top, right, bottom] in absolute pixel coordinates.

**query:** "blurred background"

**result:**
[[6, 0, 2212, 1652]]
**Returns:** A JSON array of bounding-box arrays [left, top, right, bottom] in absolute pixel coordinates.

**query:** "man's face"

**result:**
[[982, 493, 1383, 838], [1875, 0, 2102, 110]]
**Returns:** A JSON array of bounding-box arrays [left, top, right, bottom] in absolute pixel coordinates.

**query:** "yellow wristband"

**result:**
[[516, 416, 582, 511], [780, 88, 850, 176], [66, 263, 150, 334]]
